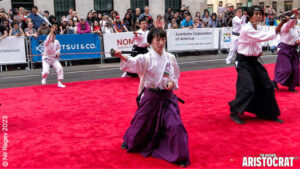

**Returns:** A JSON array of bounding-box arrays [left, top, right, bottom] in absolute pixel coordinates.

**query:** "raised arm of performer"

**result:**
[[279, 8, 298, 33], [44, 25, 56, 47], [238, 9, 287, 57]]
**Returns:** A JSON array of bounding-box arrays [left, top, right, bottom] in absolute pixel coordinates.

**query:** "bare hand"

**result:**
[[164, 81, 174, 90], [114, 50, 122, 57], [292, 8, 298, 15], [296, 39, 300, 45], [50, 26, 56, 33]]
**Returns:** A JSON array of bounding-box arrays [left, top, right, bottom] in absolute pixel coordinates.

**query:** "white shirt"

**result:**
[[217, 6, 225, 16], [100, 20, 107, 32], [232, 15, 246, 33], [280, 19, 298, 45], [133, 29, 148, 47], [120, 48, 180, 90], [102, 27, 114, 34], [43, 34, 61, 60], [237, 22, 276, 57]]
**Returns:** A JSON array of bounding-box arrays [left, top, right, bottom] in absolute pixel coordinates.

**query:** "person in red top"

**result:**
[[154, 14, 165, 30], [91, 20, 101, 35], [113, 15, 128, 33]]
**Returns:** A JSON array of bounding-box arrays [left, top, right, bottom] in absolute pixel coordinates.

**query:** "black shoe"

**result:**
[[288, 88, 297, 92], [273, 81, 279, 90], [230, 114, 245, 124], [274, 118, 284, 123], [121, 142, 128, 150], [178, 163, 187, 168]]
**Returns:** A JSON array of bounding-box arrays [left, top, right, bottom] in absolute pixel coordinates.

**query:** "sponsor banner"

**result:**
[[103, 32, 136, 58], [0, 37, 27, 65], [30, 33, 101, 62], [166, 28, 219, 52], [220, 27, 232, 49]]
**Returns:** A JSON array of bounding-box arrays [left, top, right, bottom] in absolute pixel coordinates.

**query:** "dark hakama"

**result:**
[[229, 54, 280, 119], [127, 45, 149, 77], [274, 43, 300, 90], [123, 88, 190, 166], [131, 45, 148, 57]]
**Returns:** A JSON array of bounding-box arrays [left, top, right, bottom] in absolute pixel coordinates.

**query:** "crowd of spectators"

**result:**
[[1, 1, 300, 41]]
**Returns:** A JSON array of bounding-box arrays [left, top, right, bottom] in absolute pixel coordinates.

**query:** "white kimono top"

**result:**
[[238, 22, 276, 56], [42, 34, 61, 60], [120, 48, 180, 91]]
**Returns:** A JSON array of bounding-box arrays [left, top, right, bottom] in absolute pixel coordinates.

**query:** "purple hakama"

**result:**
[[123, 88, 190, 166], [274, 43, 300, 89]]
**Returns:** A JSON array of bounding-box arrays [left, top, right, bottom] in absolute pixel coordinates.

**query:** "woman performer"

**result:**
[[228, 6, 287, 124], [114, 28, 190, 167], [273, 8, 299, 92]]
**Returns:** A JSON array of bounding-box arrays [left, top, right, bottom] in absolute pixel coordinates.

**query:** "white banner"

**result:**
[[166, 28, 219, 52], [0, 37, 27, 65], [220, 27, 233, 49], [103, 32, 135, 58]]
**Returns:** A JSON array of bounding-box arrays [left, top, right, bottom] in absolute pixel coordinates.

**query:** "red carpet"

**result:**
[[0, 64, 299, 168]]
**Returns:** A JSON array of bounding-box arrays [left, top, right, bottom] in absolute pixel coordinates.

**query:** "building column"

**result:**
[[182, 0, 207, 17], [277, 0, 284, 12], [149, 0, 164, 20], [114, 0, 130, 18], [293, 0, 300, 9], [252, 0, 259, 6], [0, 0, 12, 12], [34, 0, 54, 15], [76, 0, 94, 19]]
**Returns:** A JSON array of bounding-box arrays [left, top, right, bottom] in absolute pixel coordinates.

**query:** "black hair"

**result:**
[[12, 20, 19, 26], [44, 10, 49, 15], [246, 5, 264, 22], [235, 8, 243, 13], [147, 28, 166, 44], [211, 13, 217, 20], [139, 18, 147, 23], [32, 6, 38, 10], [1, 18, 8, 24]]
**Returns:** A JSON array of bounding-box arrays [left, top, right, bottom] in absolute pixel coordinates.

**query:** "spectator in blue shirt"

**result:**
[[265, 14, 278, 26], [29, 6, 44, 30], [181, 15, 193, 28]]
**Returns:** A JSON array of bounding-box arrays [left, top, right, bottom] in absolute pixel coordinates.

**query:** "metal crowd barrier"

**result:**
[[1, 26, 291, 71]]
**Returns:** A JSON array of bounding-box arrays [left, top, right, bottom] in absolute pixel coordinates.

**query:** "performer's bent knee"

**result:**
[[42, 72, 49, 78]]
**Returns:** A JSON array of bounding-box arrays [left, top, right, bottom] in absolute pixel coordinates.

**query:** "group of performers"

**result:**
[[40, 6, 299, 167], [227, 7, 299, 124]]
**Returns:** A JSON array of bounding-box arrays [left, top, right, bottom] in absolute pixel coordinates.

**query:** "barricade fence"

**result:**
[[1, 26, 300, 70]]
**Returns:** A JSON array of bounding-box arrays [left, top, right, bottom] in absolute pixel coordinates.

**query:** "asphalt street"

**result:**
[[0, 52, 277, 89]]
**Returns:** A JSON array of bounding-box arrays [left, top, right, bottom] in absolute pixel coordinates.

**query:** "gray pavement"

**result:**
[[0, 52, 278, 89]]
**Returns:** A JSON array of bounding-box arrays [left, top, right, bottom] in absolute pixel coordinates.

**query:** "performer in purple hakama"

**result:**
[[273, 8, 300, 92], [114, 28, 190, 167], [228, 6, 287, 124]]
